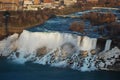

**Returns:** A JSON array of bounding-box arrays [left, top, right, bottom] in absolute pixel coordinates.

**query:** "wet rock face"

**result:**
[[80, 51, 88, 57], [106, 22, 120, 36], [97, 38, 106, 51], [90, 49, 97, 55], [36, 47, 47, 57], [111, 39, 120, 49]]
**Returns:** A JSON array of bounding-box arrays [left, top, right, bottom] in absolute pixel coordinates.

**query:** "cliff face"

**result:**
[[0, 9, 54, 39]]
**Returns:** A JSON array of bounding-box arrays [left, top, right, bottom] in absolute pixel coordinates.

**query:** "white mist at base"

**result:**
[[0, 33, 18, 56], [1, 30, 119, 72]]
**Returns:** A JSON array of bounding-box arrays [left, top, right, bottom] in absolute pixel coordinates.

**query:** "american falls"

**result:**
[[0, 30, 120, 71]]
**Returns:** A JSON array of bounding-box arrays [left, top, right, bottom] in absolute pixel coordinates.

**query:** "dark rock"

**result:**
[[90, 49, 97, 55], [36, 47, 47, 57], [15, 52, 20, 58], [106, 22, 120, 37], [97, 38, 106, 51], [111, 38, 120, 49], [80, 51, 88, 57]]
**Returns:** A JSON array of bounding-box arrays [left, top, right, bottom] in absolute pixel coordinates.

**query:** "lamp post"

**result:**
[[3, 11, 10, 36]]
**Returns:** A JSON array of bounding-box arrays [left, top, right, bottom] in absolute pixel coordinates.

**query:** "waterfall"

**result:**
[[1, 30, 118, 71], [0, 33, 19, 56], [80, 36, 97, 51], [91, 38, 97, 50], [104, 40, 112, 51], [77, 36, 81, 47]]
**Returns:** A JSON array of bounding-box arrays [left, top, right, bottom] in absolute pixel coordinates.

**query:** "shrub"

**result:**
[[69, 21, 85, 33], [106, 22, 120, 36], [81, 12, 116, 25]]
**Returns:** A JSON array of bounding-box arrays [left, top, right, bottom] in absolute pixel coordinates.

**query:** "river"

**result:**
[[0, 58, 120, 80]]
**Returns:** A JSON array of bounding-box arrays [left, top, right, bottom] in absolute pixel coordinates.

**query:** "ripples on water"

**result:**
[[0, 59, 120, 80]]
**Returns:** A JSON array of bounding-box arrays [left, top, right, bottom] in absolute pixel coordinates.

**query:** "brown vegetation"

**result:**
[[69, 21, 85, 33], [81, 12, 116, 25], [106, 22, 120, 36], [0, 8, 54, 40]]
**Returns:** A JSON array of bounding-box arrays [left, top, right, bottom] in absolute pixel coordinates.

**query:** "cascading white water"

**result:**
[[17, 30, 98, 55], [17, 30, 78, 54], [91, 38, 97, 50], [0, 33, 18, 56], [80, 36, 97, 51], [77, 36, 81, 47], [104, 40, 112, 51], [1, 30, 119, 71], [80, 52, 97, 71]]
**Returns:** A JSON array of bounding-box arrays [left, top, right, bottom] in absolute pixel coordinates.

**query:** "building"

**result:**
[[34, 0, 40, 5], [23, 0, 33, 5], [52, 0, 77, 6], [23, 0, 33, 7], [64, 0, 77, 6], [43, 0, 52, 3], [0, 0, 19, 10], [87, 0, 98, 3]]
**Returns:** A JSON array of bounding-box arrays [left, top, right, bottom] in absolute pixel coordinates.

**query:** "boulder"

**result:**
[[90, 49, 97, 55], [80, 51, 88, 57], [36, 47, 47, 57]]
